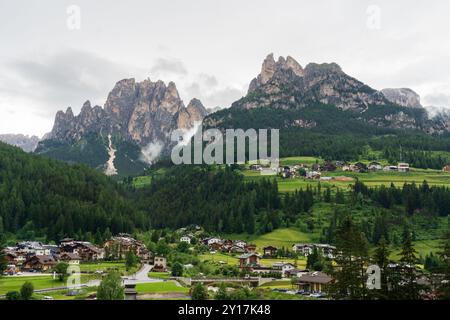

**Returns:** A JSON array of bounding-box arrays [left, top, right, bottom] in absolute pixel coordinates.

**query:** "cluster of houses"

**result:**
[[190, 234, 336, 288], [236, 243, 336, 277], [291, 243, 336, 259], [2, 233, 167, 275], [197, 237, 258, 254], [2, 240, 99, 274], [336, 161, 411, 173], [255, 160, 412, 180]]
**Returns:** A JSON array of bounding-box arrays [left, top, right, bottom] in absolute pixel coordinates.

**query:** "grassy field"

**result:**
[[133, 176, 152, 188], [0, 274, 97, 295], [244, 168, 450, 192], [258, 289, 313, 300], [135, 281, 188, 294], [148, 272, 171, 279], [280, 157, 322, 166], [227, 228, 319, 249], [260, 280, 296, 289], [79, 261, 139, 275], [80, 261, 126, 272], [260, 257, 306, 268], [198, 252, 239, 266], [33, 288, 97, 300]]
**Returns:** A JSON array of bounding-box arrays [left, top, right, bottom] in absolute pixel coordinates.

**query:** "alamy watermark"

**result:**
[[170, 126, 280, 175], [366, 5, 381, 30], [66, 5, 81, 30]]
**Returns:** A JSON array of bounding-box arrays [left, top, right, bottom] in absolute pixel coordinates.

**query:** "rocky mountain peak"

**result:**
[[242, 53, 387, 111], [381, 88, 423, 109], [80, 100, 93, 116], [62, 107, 74, 119], [43, 77, 209, 149], [187, 98, 208, 119], [249, 54, 304, 93], [304, 62, 342, 75]]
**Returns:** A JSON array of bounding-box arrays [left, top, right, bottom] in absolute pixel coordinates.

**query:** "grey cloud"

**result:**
[[203, 87, 244, 108], [0, 49, 139, 117], [184, 72, 244, 108], [150, 58, 188, 76], [185, 81, 243, 108], [423, 93, 450, 108], [198, 73, 219, 88]]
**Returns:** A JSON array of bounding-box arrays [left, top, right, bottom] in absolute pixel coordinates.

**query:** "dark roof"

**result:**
[[263, 246, 278, 250], [298, 272, 333, 284], [287, 269, 308, 274], [60, 252, 81, 260], [27, 255, 56, 265]]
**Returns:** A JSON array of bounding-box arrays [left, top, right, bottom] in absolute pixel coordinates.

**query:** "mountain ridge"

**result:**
[[37, 77, 208, 176], [36, 53, 450, 174]]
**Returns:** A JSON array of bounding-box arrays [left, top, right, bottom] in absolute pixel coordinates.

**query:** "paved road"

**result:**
[[123, 264, 163, 284], [4, 272, 51, 277]]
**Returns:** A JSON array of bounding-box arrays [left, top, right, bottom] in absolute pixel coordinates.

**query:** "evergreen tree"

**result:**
[[391, 231, 424, 300], [125, 251, 138, 271], [324, 187, 332, 203], [306, 247, 323, 271], [437, 229, 450, 299], [372, 237, 391, 299], [329, 216, 369, 300]]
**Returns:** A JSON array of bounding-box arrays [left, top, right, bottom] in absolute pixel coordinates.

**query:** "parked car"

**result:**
[[43, 296, 54, 300]]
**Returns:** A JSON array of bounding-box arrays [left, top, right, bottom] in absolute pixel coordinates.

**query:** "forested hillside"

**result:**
[[1, 141, 448, 248], [131, 165, 314, 234], [205, 104, 450, 166], [0, 142, 149, 242]]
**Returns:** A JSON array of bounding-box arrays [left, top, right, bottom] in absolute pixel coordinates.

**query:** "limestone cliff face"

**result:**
[[242, 54, 388, 111], [45, 78, 208, 147], [381, 88, 423, 109]]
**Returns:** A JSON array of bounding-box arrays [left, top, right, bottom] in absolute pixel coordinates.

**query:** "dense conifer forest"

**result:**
[[1, 141, 449, 246]]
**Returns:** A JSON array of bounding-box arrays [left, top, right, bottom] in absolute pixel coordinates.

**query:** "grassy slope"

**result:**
[[226, 228, 319, 248], [0, 275, 97, 295]]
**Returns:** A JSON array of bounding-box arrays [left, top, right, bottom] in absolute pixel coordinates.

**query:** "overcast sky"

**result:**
[[1, 0, 450, 136]]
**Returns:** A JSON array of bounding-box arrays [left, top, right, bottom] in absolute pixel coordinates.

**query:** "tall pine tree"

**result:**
[[329, 215, 369, 300]]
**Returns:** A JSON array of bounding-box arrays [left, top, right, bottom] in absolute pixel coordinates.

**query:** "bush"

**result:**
[[97, 272, 124, 300], [54, 262, 69, 281], [6, 291, 21, 300], [177, 242, 190, 253], [214, 283, 229, 300], [191, 283, 208, 300], [171, 262, 184, 277], [20, 281, 34, 300]]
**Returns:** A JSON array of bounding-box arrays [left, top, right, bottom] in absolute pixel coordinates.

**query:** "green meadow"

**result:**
[[0, 274, 97, 295], [135, 281, 189, 294], [243, 167, 450, 193], [227, 228, 319, 249]]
